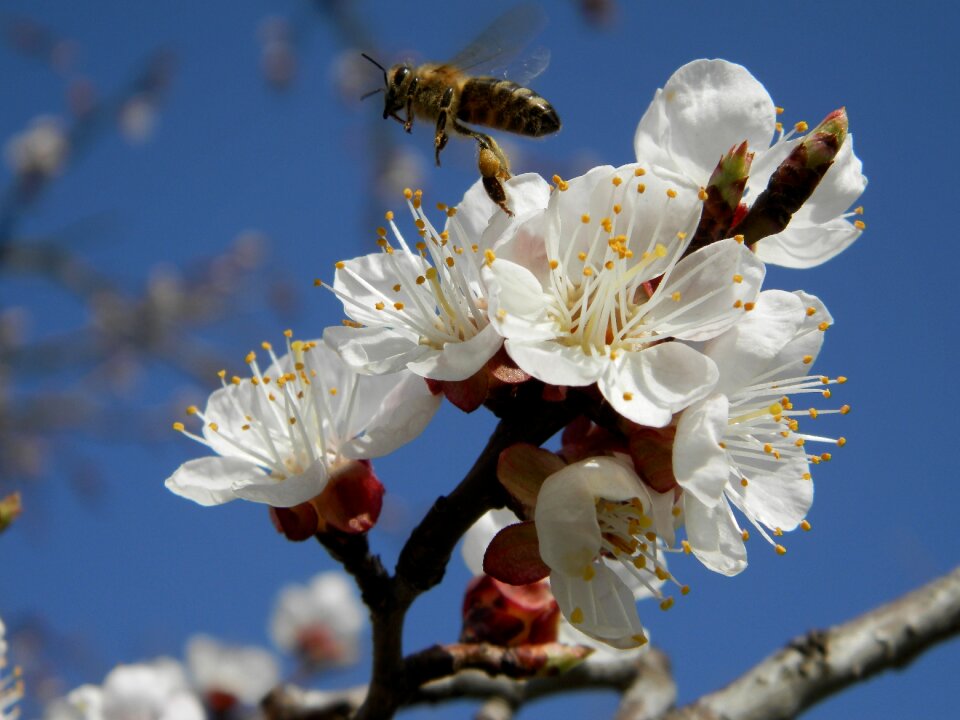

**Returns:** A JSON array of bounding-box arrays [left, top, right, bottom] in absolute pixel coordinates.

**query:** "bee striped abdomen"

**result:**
[[457, 78, 561, 137]]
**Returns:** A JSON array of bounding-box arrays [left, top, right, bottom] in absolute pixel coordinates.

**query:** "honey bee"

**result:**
[[362, 3, 560, 215]]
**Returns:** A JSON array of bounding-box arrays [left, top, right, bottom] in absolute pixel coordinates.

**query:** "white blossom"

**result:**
[[673, 290, 847, 574], [325, 176, 550, 381], [166, 335, 439, 507], [4, 116, 69, 179], [270, 571, 365, 667], [185, 635, 279, 707], [634, 59, 867, 268], [484, 163, 764, 427]]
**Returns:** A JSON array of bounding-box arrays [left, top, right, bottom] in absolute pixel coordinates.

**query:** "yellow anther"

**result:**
[[672, 506, 682, 517], [425, 267, 438, 280], [604, 260, 615, 270], [172, 422, 185, 432], [601, 218, 613, 232], [436, 202, 446, 211], [775, 106, 785, 115], [612, 176, 623, 187], [671, 291, 682, 302], [208, 422, 219, 432], [818, 321, 830, 331], [809, 408, 819, 419], [681, 585, 691, 596], [342, 319, 361, 328], [613, 203, 622, 214], [633, 555, 647, 569], [854, 220, 867, 231], [636, 183, 646, 193], [386, 210, 396, 221], [768, 402, 783, 416], [821, 452, 832, 461], [840, 405, 851, 415], [822, 389, 832, 399], [376, 238, 388, 248], [794, 438, 805, 447], [741, 530, 750, 541], [718, 441, 726, 449], [811, 455, 822, 465], [837, 437, 847, 447], [623, 392, 634, 401], [666, 188, 677, 198], [733, 299, 743, 308], [185, 405, 198, 416], [446, 207, 457, 217], [496, 308, 507, 319], [570, 607, 584, 624], [733, 273, 743, 284], [775, 121, 784, 132], [577, 251, 587, 261], [764, 443, 773, 454], [743, 302, 755, 311], [583, 267, 593, 276], [393, 302, 405, 311], [231, 376, 242, 385], [802, 354, 814, 365], [676, 231, 687, 240], [801, 520, 812, 531], [655, 567, 670, 581], [837, 376, 848, 384], [415, 276, 425, 285], [261, 341, 272, 351], [773, 527, 783, 536], [375, 301, 385, 310], [681, 540, 691, 554], [775, 544, 787, 555], [582, 565, 596, 581], [659, 598, 674, 611], [740, 478, 749, 487], [698, 187, 708, 200], [549, 259, 559, 269], [403, 188, 412, 199], [581, 213, 591, 224], [634, 167, 646, 176], [217, 369, 226, 379], [445, 256, 455, 268], [288, 416, 298, 425], [802, 472, 812, 480], [484, 249, 496, 266], [795, 120, 809, 133], [414, 218, 425, 230], [654, 243, 667, 258], [633, 633, 649, 646], [645, 531, 657, 543]]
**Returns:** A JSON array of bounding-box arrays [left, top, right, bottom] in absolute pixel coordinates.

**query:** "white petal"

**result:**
[[673, 395, 731, 505], [634, 59, 776, 184], [231, 456, 328, 507], [165, 456, 265, 506], [484, 259, 557, 341], [600, 343, 718, 427], [332, 252, 432, 326], [682, 494, 747, 576], [504, 338, 606, 387], [649, 238, 765, 342], [201, 383, 277, 463], [324, 325, 430, 375], [551, 566, 647, 648], [406, 322, 503, 380], [701, 289, 805, 394], [535, 457, 646, 576], [341, 371, 440, 458], [731, 457, 813, 531], [800, 134, 867, 224], [754, 216, 863, 269]]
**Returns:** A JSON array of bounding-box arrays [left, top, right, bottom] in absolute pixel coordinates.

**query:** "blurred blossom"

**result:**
[[67, 78, 98, 118], [44, 658, 203, 720], [374, 146, 426, 203], [118, 96, 157, 144], [332, 50, 377, 105], [270, 571, 365, 669], [0, 618, 24, 720], [258, 17, 295, 89], [4, 116, 69, 180], [185, 635, 279, 710]]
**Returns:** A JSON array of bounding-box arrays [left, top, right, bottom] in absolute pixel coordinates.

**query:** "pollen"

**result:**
[[375, 301, 385, 310], [698, 187, 708, 200], [403, 188, 413, 200], [623, 392, 634, 401], [582, 565, 596, 581], [775, 106, 785, 115], [732, 273, 743, 283], [637, 183, 646, 193], [386, 210, 395, 221], [681, 585, 691, 596], [743, 302, 755, 311], [854, 219, 866, 230], [801, 520, 812, 531], [634, 167, 646, 176], [840, 405, 851, 414], [570, 607, 585, 624], [613, 203, 622, 214], [671, 291, 682, 302], [583, 267, 593, 276], [742, 530, 750, 541], [393, 302, 405, 310], [549, 259, 559, 269], [581, 213, 591, 224], [838, 437, 847, 447], [484, 249, 496, 266], [186, 405, 198, 416], [802, 354, 814, 365], [795, 120, 809, 133], [208, 422, 219, 432], [775, 544, 787, 555], [740, 478, 749, 487], [659, 598, 674, 611], [666, 188, 677, 198], [818, 321, 830, 331], [809, 408, 819, 418], [172, 422, 185, 432], [612, 176, 623, 187], [681, 540, 691, 554]]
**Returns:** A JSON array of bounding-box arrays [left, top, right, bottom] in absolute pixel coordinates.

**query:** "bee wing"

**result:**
[[445, 3, 550, 81]]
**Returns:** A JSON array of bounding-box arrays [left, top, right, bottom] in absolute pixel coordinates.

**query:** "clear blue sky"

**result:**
[[2, 1, 958, 718]]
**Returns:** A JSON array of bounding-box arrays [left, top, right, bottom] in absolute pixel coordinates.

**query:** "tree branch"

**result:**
[[648, 565, 960, 720]]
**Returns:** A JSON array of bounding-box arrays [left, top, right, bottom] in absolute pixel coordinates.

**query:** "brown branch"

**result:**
[[263, 649, 671, 719], [646, 565, 960, 720]]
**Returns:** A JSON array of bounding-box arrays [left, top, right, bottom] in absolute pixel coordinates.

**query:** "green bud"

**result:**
[[687, 142, 753, 256]]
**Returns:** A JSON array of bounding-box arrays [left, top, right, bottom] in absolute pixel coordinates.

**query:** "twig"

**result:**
[[646, 565, 960, 720]]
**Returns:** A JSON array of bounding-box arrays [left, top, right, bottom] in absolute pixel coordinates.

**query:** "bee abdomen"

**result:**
[[457, 78, 561, 137]]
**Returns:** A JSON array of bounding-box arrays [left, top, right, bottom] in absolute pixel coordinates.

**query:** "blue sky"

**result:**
[[2, 1, 959, 718]]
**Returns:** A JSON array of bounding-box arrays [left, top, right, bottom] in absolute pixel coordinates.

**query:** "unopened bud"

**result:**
[[461, 575, 559, 646], [688, 141, 754, 254], [736, 108, 849, 245]]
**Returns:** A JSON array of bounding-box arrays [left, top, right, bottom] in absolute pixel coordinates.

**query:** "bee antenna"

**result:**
[[361, 87, 385, 101], [361, 52, 388, 85]]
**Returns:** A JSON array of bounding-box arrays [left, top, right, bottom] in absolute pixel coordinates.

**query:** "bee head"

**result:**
[[383, 64, 413, 120]]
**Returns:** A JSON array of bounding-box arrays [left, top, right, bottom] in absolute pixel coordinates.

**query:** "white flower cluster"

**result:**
[[163, 59, 864, 650], [0, 618, 23, 720]]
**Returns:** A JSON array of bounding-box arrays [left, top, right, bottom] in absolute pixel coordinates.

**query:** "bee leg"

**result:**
[[478, 144, 513, 217], [452, 122, 512, 179], [433, 87, 455, 166], [403, 77, 419, 132]]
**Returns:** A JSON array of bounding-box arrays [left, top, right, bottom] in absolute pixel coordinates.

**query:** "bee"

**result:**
[[362, 3, 560, 216]]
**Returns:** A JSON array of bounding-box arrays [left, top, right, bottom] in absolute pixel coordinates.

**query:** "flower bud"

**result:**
[[736, 108, 849, 245], [689, 141, 754, 254], [461, 575, 559, 646]]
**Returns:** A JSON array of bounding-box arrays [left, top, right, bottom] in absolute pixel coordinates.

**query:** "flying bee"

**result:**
[[362, 3, 560, 216]]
